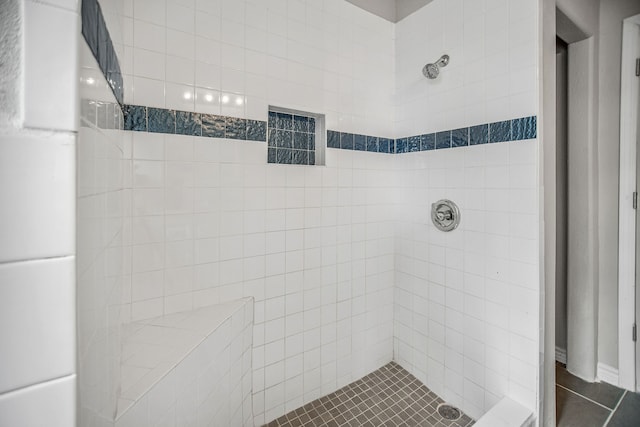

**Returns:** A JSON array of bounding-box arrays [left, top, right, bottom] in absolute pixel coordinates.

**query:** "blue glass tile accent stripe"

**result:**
[[120, 104, 536, 160], [512, 116, 537, 140], [378, 138, 392, 153], [247, 120, 267, 141], [225, 117, 247, 140], [396, 138, 408, 153], [451, 128, 469, 148], [354, 134, 366, 151], [122, 105, 267, 142], [340, 133, 354, 150], [202, 114, 226, 138], [123, 105, 147, 132], [421, 134, 435, 151], [176, 111, 201, 136], [366, 136, 378, 153], [470, 124, 488, 145], [436, 131, 451, 149], [408, 136, 420, 152], [81, 0, 123, 104], [489, 120, 512, 143], [327, 130, 340, 148], [81, 0, 99, 59], [148, 108, 176, 134]]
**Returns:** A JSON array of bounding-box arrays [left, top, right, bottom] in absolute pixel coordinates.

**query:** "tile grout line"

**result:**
[[556, 383, 617, 412], [603, 390, 627, 427]]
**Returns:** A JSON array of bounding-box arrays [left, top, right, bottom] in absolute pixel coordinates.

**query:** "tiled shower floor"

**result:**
[[264, 362, 475, 427]]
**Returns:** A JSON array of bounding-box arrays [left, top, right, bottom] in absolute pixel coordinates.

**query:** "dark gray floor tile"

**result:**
[[556, 363, 625, 409], [556, 386, 611, 427], [607, 391, 640, 427], [264, 362, 474, 426]]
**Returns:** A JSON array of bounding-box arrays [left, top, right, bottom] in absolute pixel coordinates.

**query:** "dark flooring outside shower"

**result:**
[[264, 362, 475, 427], [556, 362, 640, 427]]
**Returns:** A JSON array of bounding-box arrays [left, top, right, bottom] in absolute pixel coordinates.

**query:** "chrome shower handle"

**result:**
[[431, 199, 460, 232]]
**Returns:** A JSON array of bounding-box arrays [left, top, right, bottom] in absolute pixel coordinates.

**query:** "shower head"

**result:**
[[422, 54, 450, 79]]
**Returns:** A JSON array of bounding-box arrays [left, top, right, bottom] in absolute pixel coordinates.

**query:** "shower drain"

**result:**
[[437, 403, 462, 421]]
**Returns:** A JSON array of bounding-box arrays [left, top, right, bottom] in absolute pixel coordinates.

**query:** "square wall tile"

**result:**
[[0, 257, 75, 394], [24, 1, 79, 131], [0, 375, 76, 427], [0, 133, 75, 263]]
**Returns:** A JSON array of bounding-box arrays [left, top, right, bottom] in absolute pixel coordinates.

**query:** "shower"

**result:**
[[423, 54, 450, 79]]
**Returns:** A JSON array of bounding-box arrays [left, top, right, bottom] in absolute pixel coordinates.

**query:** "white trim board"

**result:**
[[617, 13, 640, 393], [597, 363, 619, 388]]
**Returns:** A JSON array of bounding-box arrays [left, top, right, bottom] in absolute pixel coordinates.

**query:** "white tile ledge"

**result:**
[[116, 297, 252, 419], [473, 397, 534, 427]]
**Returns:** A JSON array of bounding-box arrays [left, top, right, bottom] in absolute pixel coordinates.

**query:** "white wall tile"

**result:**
[[24, 1, 78, 131], [0, 133, 75, 263], [0, 375, 75, 427], [0, 257, 75, 394]]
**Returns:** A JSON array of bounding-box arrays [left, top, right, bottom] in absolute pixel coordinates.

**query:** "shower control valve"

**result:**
[[431, 199, 460, 232]]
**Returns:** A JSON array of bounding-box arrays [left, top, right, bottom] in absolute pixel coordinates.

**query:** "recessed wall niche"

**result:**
[[267, 107, 325, 166]]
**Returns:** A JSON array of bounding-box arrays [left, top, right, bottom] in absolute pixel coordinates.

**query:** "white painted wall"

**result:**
[[556, 0, 600, 37], [566, 36, 599, 382], [597, 0, 640, 372], [0, 0, 78, 426], [554, 0, 640, 377]]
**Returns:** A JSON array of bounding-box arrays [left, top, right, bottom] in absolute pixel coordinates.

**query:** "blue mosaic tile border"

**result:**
[[268, 111, 316, 165], [121, 102, 535, 156], [327, 131, 395, 154], [328, 116, 537, 155], [395, 115, 537, 153], [81, 0, 124, 104], [123, 105, 267, 142]]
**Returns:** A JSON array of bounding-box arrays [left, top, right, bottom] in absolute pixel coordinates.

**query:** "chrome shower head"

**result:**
[[422, 54, 450, 79]]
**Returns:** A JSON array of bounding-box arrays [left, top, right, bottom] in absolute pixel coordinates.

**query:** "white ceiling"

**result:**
[[345, 0, 433, 23]]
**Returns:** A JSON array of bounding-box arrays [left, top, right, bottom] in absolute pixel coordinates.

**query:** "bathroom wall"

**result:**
[[392, 0, 539, 420], [120, 0, 395, 137], [0, 0, 78, 425], [121, 1, 397, 424], [123, 131, 397, 424], [112, 0, 540, 424], [394, 0, 537, 137], [596, 0, 640, 372]]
